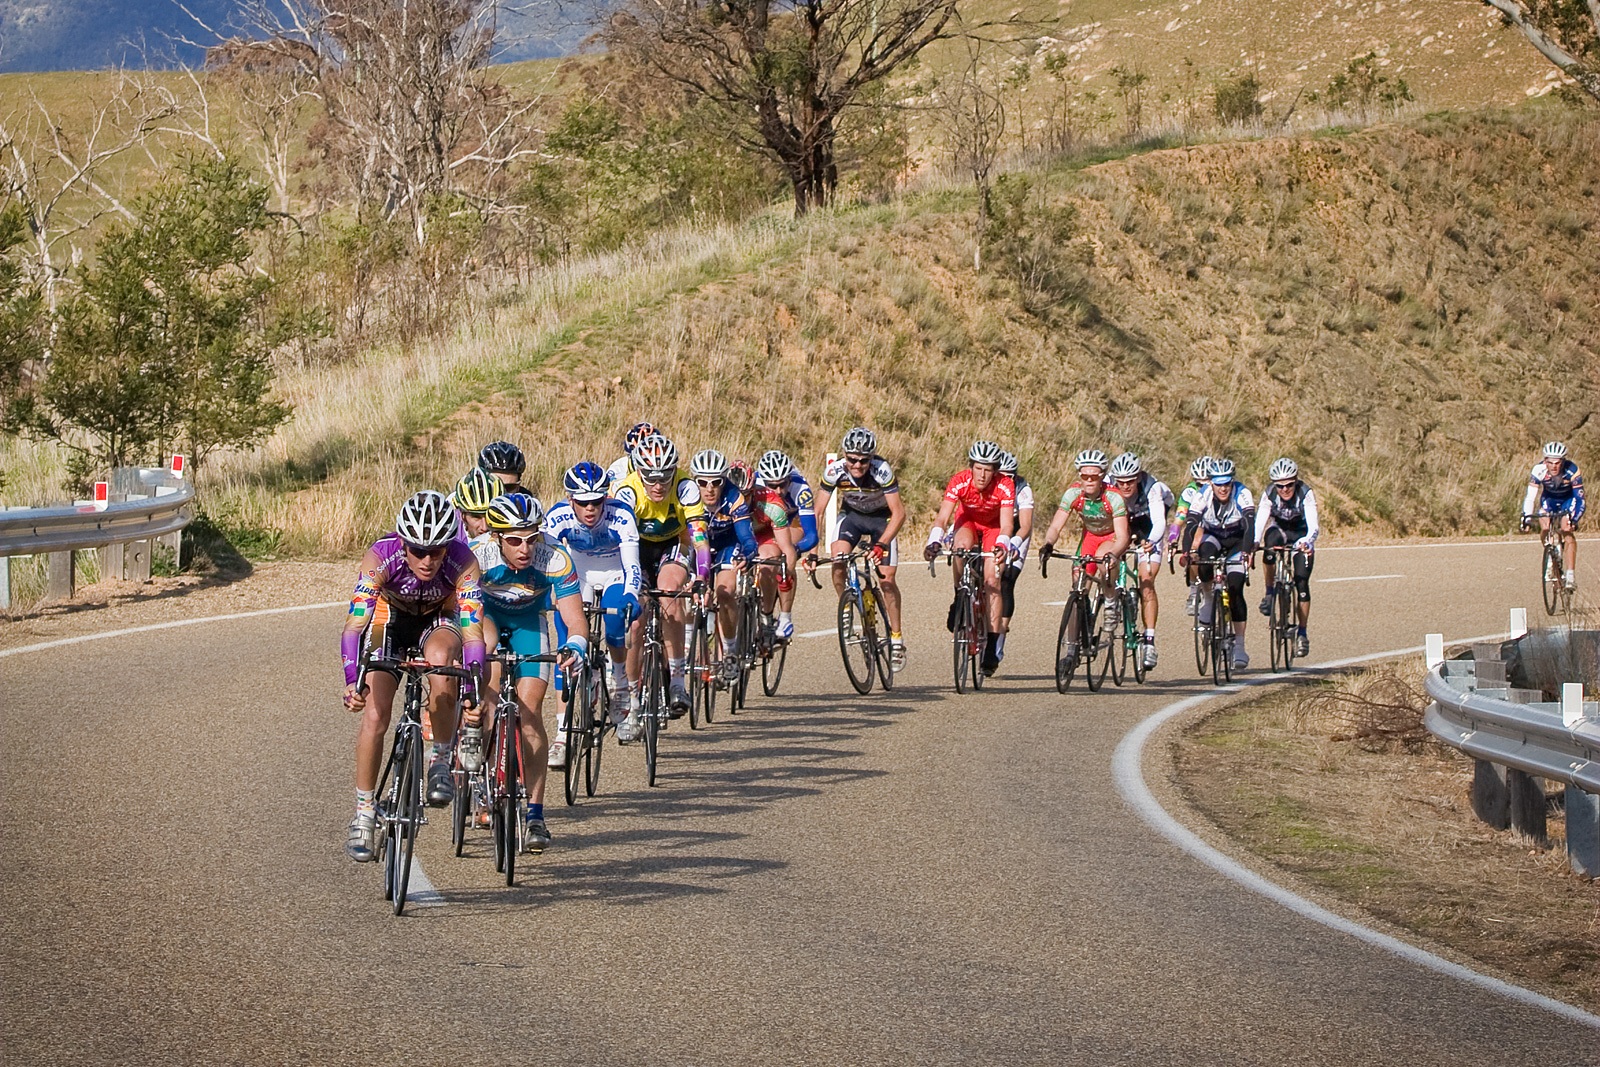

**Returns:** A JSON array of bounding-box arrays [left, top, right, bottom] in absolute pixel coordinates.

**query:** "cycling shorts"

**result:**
[[836, 511, 899, 565], [639, 540, 690, 587], [1133, 538, 1164, 567], [1538, 495, 1582, 522], [484, 603, 556, 682], [1077, 530, 1119, 575], [361, 600, 458, 680], [954, 518, 1005, 554], [564, 555, 632, 648], [711, 543, 744, 572]]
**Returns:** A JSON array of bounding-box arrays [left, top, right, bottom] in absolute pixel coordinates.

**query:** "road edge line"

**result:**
[[0, 601, 347, 659], [1110, 635, 1600, 1031]]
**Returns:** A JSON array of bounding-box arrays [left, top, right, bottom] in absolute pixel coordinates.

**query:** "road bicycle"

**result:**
[[637, 587, 696, 786], [932, 547, 991, 694], [560, 599, 629, 806], [1107, 550, 1146, 686], [819, 549, 894, 695], [686, 594, 718, 729], [1193, 551, 1248, 686], [363, 654, 472, 916], [1539, 526, 1573, 617], [1041, 549, 1112, 693], [1261, 545, 1303, 672], [728, 555, 790, 706]]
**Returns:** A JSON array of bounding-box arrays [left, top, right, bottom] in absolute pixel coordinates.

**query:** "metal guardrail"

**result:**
[[1425, 633, 1599, 878], [0, 481, 195, 556]]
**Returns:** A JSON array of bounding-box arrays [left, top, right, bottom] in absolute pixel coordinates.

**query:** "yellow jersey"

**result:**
[[612, 471, 707, 544]]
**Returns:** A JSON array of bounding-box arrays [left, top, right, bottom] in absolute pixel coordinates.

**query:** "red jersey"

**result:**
[[944, 470, 1016, 528]]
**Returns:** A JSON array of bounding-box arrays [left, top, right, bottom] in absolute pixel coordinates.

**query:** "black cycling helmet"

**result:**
[[478, 441, 527, 478]]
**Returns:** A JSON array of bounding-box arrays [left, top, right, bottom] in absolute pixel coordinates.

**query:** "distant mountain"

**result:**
[[0, 0, 585, 73]]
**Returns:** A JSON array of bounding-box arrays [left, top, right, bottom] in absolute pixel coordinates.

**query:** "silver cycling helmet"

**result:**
[[1108, 452, 1141, 479], [1189, 456, 1214, 482], [1543, 441, 1568, 459], [633, 434, 679, 479], [396, 490, 459, 548], [486, 493, 543, 532], [1209, 458, 1237, 483], [998, 451, 1018, 475], [1075, 448, 1109, 471], [757, 450, 794, 483], [1268, 457, 1299, 483], [841, 427, 877, 455], [968, 439, 1003, 466], [690, 448, 729, 479]]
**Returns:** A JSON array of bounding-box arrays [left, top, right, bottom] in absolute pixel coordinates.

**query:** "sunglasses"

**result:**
[[696, 477, 724, 488], [640, 473, 673, 485], [404, 543, 447, 560], [843, 454, 871, 466], [1114, 477, 1138, 488], [497, 533, 535, 547], [1080, 470, 1104, 478]]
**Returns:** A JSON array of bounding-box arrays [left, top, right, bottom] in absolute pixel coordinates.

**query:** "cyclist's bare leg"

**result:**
[[422, 625, 462, 751], [1138, 557, 1161, 629], [879, 567, 902, 634], [714, 564, 739, 646], [757, 541, 785, 614], [1561, 515, 1577, 572], [354, 672, 400, 791], [515, 675, 550, 805], [657, 559, 690, 662], [829, 538, 852, 599]]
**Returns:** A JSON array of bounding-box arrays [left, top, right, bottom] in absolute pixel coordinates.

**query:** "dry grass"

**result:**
[[1177, 670, 1600, 1011]]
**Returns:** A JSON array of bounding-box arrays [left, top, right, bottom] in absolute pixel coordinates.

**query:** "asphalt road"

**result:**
[[3, 539, 1596, 1065]]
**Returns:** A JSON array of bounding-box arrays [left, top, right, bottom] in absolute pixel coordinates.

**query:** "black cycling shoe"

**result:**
[[523, 817, 552, 854], [426, 759, 454, 807], [1258, 591, 1274, 618], [981, 634, 1000, 675], [946, 600, 958, 633]]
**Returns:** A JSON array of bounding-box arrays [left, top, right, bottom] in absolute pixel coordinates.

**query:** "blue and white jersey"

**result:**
[[775, 472, 819, 553], [604, 454, 633, 489], [543, 499, 643, 596]]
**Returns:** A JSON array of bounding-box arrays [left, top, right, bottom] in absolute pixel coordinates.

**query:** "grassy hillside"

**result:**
[[159, 102, 1596, 557]]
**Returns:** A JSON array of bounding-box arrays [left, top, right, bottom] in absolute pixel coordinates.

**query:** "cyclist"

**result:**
[[1255, 457, 1320, 657], [606, 421, 658, 489], [731, 457, 799, 644], [612, 433, 709, 717], [340, 490, 484, 863], [543, 461, 644, 744], [756, 449, 817, 639], [479, 441, 529, 496], [924, 440, 1016, 674], [995, 450, 1033, 664], [453, 465, 503, 571], [694, 449, 764, 684], [1109, 451, 1174, 670], [1180, 457, 1256, 671], [1521, 441, 1585, 592], [1039, 449, 1130, 663], [1172, 455, 1214, 616], [812, 427, 907, 670], [474, 493, 590, 853]]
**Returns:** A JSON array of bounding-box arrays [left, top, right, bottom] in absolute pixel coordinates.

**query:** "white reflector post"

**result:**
[[1564, 683, 1586, 728], [1509, 607, 1527, 639], [824, 451, 839, 545], [1425, 633, 1445, 671]]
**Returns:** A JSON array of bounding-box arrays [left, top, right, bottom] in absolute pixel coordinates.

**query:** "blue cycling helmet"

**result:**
[[563, 461, 609, 503]]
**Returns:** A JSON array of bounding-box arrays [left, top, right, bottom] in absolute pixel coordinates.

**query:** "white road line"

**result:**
[[1317, 574, 1404, 584], [796, 628, 836, 638], [1111, 635, 1600, 1031], [1319, 537, 1600, 552], [407, 856, 446, 909], [0, 601, 346, 659]]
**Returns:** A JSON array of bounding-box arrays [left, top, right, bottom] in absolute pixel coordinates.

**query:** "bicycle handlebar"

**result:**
[[361, 657, 474, 679]]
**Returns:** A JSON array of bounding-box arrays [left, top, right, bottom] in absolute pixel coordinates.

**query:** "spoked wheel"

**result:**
[[696, 616, 718, 726], [390, 743, 419, 915], [585, 673, 607, 798], [496, 796, 517, 887], [1127, 595, 1147, 684], [1083, 595, 1104, 693], [1212, 590, 1232, 685], [838, 592, 876, 695], [762, 633, 788, 696], [1193, 587, 1212, 677], [868, 588, 894, 691], [970, 596, 988, 692], [952, 590, 973, 694], [733, 599, 756, 711], [1056, 595, 1081, 693], [1269, 587, 1290, 671], [687, 620, 706, 729], [1542, 543, 1565, 616], [642, 666, 663, 787], [563, 687, 588, 807], [450, 763, 468, 857], [1099, 599, 1120, 689]]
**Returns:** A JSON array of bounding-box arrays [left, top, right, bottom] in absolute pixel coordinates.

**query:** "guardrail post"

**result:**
[[1566, 788, 1600, 878], [1506, 768, 1548, 847], [111, 469, 154, 582], [47, 550, 74, 601], [1472, 761, 1510, 830], [0, 554, 10, 609]]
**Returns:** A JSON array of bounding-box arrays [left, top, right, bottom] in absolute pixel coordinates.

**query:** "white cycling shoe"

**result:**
[[547, 740, 567, 768]]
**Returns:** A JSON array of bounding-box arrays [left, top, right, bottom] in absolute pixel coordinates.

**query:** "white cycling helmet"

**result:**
[[486, 492, 544, 531], [1075, 448, 1109, 472], [1543, 441, 1568, 459], [1108, 452, 1141, 479], [998, 451, 1018, 475], [757, 449, 794, 483], [1210, 458, 1237, 483], [1268, 457, 1299, 483], [690, 448, 729, 479], [633, 434, 678, 479], [968, 439, 1003, 466], [1189, 456, 1214, 482], [841, 427, 877, 455], [396, 490, 459, 548]]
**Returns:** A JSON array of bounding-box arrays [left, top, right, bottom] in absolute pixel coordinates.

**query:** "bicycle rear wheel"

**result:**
[[1055, 596, 1080, 693], [838, 591, 876, 694], [868, 588, 894, 691], [1542, 543, 1563, 616]]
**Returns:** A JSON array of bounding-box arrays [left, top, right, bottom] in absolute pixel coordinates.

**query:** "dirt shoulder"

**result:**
[[0, 562, 348, 653], [1167, 677, 1599, 1013]]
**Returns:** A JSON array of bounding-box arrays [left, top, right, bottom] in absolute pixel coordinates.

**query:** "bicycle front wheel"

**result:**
[[733, 598, 756, 711], [952, 590, 972, 694], [1056, 595, 1080, 693], [391, 737, 419, 915], [1127, 596, 1146, 684], [970, 594, 988, 692], [563, 672, 590, 807], [867, 587, 894, 691], [1542, 544, 1563, 616], [497, 796, 517, 887], [586, 672, 607, 798], [838, 591, 876, 694], [1193, 595, 1211, 677], [642, 658, 663, 787], [1084, 596, 1104, 693], [762, 632, 788, 696]]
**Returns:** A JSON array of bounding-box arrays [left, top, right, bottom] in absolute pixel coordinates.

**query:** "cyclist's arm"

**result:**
[[792, 482, 819, 553], [1572, 467, 1586, 523], [1109, 512, 1131, 558], [1522, 474, 1541, 521], [881, 488, 907, 546], [554, 590, 590, 661], [1146, 485, 1167, 546], [341, 549, 384, 686], [687, 516, 711, 579], [454, 561, 487, 687], [926, 496, 958, 545], [1253, 499, 1272, 547], [1302, 488, 1321, 548], [999, 503, 1015, 541], [617, 509, 644, 599]]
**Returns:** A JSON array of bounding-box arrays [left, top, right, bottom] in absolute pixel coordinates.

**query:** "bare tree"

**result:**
[[605, 0, 1028, 215], [1481, 0, 1600, 101], [935, 38, 1006, 267]]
